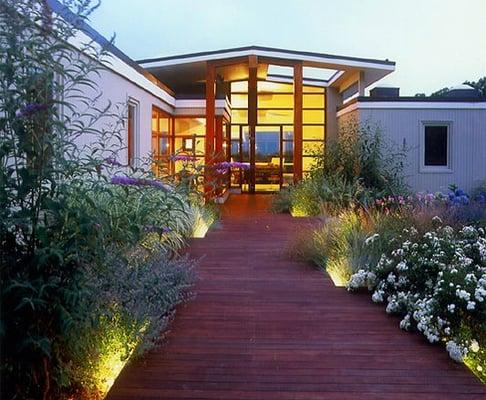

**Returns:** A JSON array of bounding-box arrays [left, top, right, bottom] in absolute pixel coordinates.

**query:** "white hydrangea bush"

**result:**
[[348, 222, 486, 366]]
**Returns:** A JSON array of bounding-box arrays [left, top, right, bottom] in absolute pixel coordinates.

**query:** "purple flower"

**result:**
[[213, 161, 250, 171], [170, 154, 196, 162], [110, 175, 172, 191], [16, 103, 49, 118], [104, 157, 124, 167]]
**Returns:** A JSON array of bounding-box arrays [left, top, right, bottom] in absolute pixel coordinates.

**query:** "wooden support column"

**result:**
[[215, 116, 223, 160], [248, 55, 258, 193], [205, 62, 216, 196], [358, 70, 365, 96], [214, 116, 223, 196], [293, 62, 303, 182], [205, 62, 216, 164]]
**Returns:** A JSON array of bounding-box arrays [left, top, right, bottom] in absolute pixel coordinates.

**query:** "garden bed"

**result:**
[[271, 122, 486, 383]]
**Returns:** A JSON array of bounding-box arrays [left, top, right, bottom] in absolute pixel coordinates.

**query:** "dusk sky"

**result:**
[[89, 0, 486, 95]]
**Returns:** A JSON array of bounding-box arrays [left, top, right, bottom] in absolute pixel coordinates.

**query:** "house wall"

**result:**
[[325, 87, 341, 143], [357, 107, 486, 193], [63, 45, 175, 168], [88, 65, 174, 166]]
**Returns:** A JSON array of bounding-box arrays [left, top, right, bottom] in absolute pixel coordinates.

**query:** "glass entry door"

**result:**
[[255, 126, 281, 192], [230, 125, 293, 193]]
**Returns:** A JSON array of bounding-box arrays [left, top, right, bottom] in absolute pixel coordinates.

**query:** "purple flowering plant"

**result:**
[[170, 154, 197, 162], [15, 103, 49, 118], [104, 157, 124, 167]]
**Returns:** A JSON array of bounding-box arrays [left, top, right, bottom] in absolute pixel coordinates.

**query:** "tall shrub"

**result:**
[[272, 121, 408, 216], [1, 2, 197, 398]]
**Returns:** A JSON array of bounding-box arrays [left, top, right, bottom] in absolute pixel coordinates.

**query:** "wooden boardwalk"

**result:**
[[108, 195, 485, 400]]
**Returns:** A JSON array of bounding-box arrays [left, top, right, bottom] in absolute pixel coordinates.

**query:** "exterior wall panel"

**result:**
[[63, 47, 175, 168], [358, 108, 486, 192]]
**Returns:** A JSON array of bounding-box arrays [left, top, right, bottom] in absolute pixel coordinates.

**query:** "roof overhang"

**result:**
[[138, 46, 395, 94]]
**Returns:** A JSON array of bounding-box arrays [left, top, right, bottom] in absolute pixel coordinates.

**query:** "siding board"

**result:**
[[340, 108, 486, 192]]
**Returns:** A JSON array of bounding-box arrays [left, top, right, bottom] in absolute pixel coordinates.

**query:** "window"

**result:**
[[127, 99, 139, 167], [422, 123, 451, 171], [152, 106, 172, 175]]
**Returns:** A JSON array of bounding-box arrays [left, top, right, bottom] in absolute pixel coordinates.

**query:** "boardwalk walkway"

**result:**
[[108, 195, 485, 400]]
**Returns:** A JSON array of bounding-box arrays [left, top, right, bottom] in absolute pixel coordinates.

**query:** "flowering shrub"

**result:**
[[348, 221, 486, 380], [67, 254, 196, 396], [293, 187, 486, 380], [375, 187, 486, 214], [0, 2, 209, 399]]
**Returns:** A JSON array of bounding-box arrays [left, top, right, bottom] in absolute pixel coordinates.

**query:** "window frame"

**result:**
[[127, 97, 140, 167], [420, 121, 452, 173]]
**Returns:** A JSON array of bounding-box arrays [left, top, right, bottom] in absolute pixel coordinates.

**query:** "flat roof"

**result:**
[[354, 96, 486, 104], [337, 96, 486, 115]]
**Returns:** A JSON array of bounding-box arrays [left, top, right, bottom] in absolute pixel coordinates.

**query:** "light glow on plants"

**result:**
[[326, 259, 351, 287], [94, 348, 131, 396], [290, 204, 311, 217], [90, 316, 149, 398], [192, 216, 210, 238], [465, 354, 485, 384]]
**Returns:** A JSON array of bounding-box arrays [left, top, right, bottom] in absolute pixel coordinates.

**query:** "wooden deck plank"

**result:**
[[107, 194, 485, 399]]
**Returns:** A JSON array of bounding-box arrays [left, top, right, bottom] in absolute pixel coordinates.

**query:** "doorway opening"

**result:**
[[230, 125, 294, 193]]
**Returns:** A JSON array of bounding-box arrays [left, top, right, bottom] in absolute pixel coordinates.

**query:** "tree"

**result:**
[[464, 77, 486, 97], [426, 77, 486, 97]]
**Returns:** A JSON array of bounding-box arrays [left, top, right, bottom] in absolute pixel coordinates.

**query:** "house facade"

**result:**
[[50, 0, 486, 195]]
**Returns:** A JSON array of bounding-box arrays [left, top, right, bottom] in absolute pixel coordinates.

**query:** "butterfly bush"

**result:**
[[348, 219, 486, 368]]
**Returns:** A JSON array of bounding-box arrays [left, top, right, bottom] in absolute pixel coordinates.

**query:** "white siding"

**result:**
[[358, 108, 486, 192], [84, 64, 174, 165]]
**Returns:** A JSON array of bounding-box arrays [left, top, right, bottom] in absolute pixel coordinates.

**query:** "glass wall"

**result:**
[[230, 80, 326, 191], [173, 117, 206, 172], [302, 86, 325, 175], [151, 111, 208, 176], [151, 107, 171, 176]]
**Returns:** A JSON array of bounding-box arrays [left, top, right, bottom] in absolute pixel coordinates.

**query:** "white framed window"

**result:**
[[420, 121, 452, 173], [127, 98, 140, 167]]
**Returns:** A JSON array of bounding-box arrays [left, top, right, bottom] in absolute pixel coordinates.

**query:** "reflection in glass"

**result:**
[[255, 128, 280, 191]]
